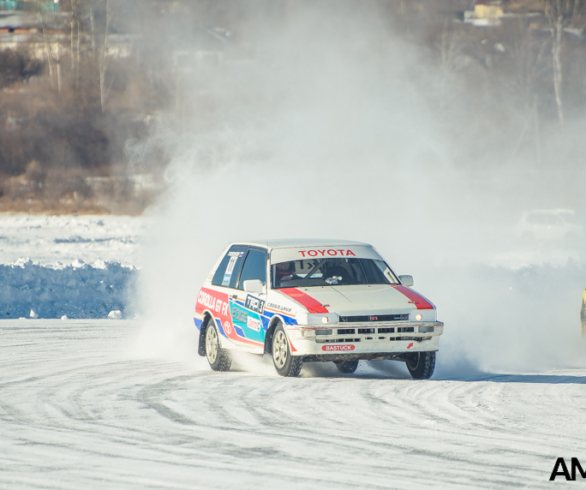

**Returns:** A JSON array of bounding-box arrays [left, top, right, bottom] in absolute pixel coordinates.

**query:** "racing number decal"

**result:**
[[222, 252, 244, 286]]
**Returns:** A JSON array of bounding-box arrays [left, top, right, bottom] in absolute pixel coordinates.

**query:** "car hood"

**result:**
[[278, 284, 435, 315]]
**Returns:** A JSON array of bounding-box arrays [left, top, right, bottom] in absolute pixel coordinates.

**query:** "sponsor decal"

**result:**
[[230, 299, 265, 343], [232, 306, 248, 324], [370, 316, 378, 321], [247, 316, 262, 332], [550, 458, 586, 481], [196, 289, 230, 318], [407, 342, 414, 349], [322, 345, 355, 352], [298, 249, 357, 258], [245, 295, 265, 314], [265, 302, 292, 313], [195, 287, 262, 346]]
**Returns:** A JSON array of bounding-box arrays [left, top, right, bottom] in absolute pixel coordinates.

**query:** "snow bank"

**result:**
[[0, 258, 137, 319]]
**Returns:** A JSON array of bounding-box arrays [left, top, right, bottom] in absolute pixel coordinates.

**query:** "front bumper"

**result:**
[[287, 321, 443, 360]]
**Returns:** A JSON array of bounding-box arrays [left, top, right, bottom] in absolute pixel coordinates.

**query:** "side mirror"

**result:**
[[243, 279, 264, 293], [398, 275, 414, 287]]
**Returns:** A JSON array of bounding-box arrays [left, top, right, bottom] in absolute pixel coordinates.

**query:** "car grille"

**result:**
[[316, 336, 429, 344], [339, 314, 409, 323], [317, 338, 362, 343], [335, 327, 410, 335]]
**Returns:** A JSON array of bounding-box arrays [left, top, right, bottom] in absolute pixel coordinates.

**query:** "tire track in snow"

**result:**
[[1, 320, 585, 489]]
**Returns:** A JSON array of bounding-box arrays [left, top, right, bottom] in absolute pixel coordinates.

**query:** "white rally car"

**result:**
[[194, 240, 444, 379]]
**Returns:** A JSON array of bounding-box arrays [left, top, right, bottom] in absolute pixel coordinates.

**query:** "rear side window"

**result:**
[[238, 249, 267, 289], [212, 246, 248, 287]]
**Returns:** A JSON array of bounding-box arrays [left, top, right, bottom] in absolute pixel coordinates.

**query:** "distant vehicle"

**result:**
[[194, 239, 444, 379], [517, 209, 583, 241], [582, 289, 586, 336]]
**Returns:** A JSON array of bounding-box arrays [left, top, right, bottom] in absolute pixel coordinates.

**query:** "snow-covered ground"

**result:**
[[1, 213, 586, 488], [1, 319, 585, 489]]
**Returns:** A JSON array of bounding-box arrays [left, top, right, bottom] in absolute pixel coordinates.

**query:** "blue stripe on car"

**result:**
[[194, 318, 203, 331]]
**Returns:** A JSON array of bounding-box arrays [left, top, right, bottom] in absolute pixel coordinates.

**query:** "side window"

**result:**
[[237, 249, 267, 289], [211, 246, 248, 287]]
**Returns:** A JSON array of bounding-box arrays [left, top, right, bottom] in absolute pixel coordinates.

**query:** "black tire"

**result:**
[[271, 324, 302, 377], [204, 318, 232, 372], [335, 360, 359, 374], [198, 319, 207, 357], [405, 351, 435, 380]]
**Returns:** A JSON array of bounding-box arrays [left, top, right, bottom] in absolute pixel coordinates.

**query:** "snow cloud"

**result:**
[[134, 4, 586, 374]]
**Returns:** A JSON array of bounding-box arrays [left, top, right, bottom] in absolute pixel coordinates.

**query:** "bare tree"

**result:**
[[545, 0, 586, 125], [90, 0, 113, 113], [510, 27, 548, 111], [67, 0, 83, 91], [39, 12, 56, 91], [434, 22, 468, 108]]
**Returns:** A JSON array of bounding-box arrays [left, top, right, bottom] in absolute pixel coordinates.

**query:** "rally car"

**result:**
[[194, 239, 444, 379]]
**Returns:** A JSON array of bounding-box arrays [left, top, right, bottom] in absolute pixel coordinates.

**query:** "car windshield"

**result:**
[[271, 258, 399, 289]]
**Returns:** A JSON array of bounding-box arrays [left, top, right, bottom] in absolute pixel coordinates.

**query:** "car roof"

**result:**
[[229, 238, 372, 250]]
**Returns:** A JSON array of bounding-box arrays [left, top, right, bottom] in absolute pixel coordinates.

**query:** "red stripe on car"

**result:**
[[279, 288, 329, 314], [393, 285, 434, 310]]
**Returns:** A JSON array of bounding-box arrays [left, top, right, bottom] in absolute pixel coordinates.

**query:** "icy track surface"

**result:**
[[2, 320, 585, 489]]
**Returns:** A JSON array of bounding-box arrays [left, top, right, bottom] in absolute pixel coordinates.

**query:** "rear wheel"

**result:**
[[272, 324, 302, 377], [405, 351, 435, 380], [205, 319, 232, 371], [335, 360, 359, 374]]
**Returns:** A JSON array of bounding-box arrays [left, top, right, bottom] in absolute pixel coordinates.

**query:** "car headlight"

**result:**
[[297, 313, 339, 325], [409, 310, 436, 322]]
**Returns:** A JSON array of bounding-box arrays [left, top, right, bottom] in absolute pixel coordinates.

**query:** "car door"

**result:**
[[195, 245, 248, 342], [229, 248, 268, 345]]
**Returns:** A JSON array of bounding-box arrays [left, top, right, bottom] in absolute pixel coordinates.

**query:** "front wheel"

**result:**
[[205, 319, 232, 372], [335, 360, 359, 374], [272, 324, 302, 377], [405, 351, 435, 380]]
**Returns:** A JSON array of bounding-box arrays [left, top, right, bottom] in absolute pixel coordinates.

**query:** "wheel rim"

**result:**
[[206, 324, 218, 364], [407, 353, 420, 370], [273, 330, 288, 369]]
